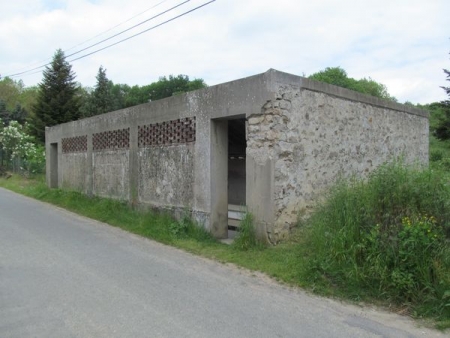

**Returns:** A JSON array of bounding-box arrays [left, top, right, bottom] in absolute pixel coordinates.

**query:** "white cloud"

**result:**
[[1, 0, 449, 103]]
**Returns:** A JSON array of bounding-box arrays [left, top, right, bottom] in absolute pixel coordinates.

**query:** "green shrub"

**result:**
[[303, 161, 450, 320]]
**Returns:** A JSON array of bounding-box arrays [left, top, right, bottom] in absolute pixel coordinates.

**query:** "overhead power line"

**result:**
[[66, 0, 191, 59], [4, 0, 173, 76], [64, 0, 172, 53], [68, 0, 216, 63], [5, 0, 215, 79], [5, 0, 190, 78]]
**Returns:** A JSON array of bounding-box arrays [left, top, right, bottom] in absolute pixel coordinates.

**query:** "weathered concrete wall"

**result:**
[[61, 153, 88, 192], [138, 145, 195, 208], [93, 150, 129, 200], [46, 69, 428, 243]]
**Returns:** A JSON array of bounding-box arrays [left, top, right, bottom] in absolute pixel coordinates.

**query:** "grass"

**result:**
[[1, 162, 450, 330], [300, 161, 450, 324], [0, 174, 306, 285]]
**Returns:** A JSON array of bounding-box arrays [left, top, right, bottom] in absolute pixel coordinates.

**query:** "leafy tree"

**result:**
[[147, 74, 207, 102], [435, 67, 450, 140], [119, 74, 207, 108], [0, 77, 24, 111], [18, 86, 39, 117], [124, 84, 147, 107], [309, 67, 396, 101], [109, 83, 131, 110], [309, 67, 352, 88], [31, 49, 81, 142]]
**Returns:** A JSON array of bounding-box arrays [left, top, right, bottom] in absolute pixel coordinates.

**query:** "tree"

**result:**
[[0, 77, 24, 111], [147, 74, 207, 102], [0, 121, 45, 174], [109, 83, 130, 110], [78, 85, 94, 118], [10, 103, 28, 125], [91, 66, 114, 116], [31, 49, 81, 142], [0, 100, 8, 125], [435, 67, 450, 140], [119, 74, 207, 108], [309, 67, 396, 101]]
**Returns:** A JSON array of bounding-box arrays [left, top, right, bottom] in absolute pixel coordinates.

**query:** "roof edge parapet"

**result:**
[[263, 69, 428, 118]]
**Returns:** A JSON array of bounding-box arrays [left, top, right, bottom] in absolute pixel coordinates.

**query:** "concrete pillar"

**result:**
[[246, 156, 273, 243], [129, 125, 139, 207], [86, 133, 93, 196], [210, 119, 228, 238], [49, 143, 58, 188]]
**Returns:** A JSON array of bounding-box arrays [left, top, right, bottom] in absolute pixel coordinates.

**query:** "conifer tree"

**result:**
[[92, 66, 113, 116], [32, 49, 80, 142]]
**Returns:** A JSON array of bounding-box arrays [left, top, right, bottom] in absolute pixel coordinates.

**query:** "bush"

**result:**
[[303, 161, 450, 320]]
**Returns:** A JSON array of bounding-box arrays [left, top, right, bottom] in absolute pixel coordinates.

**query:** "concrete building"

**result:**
[[45, 69, 429, 243]]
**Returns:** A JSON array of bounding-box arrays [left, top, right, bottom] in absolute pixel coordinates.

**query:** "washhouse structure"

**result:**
[[45, 69, 429, 243]]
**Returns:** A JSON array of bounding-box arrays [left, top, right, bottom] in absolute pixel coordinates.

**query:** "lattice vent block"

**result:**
[[138, 117, 196, 147], [93, 128, 130, 151], [62, 136, 88, 153]]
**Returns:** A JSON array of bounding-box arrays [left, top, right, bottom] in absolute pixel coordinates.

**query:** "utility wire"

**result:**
[[5, 0, 173, 75], [68, 0, 216, 63], [64, 0, 171, 53], [66, 0, 190, 59], [3, 0, 192, 78]]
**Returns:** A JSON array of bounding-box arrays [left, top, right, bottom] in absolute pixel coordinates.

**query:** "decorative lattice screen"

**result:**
[[93, 128, 130, 151], [138, 117, 196, 147], [62, 136, 88, 153]]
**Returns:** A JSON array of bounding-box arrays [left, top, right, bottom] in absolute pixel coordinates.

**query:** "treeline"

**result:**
[[0, 49, 207, 142], [1, 49, 448, 146], [79, 66, 207, 118], [308, 66, 397, 101]]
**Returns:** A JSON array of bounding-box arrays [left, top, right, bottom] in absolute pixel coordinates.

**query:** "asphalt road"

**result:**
[[0, 187, 447, 338]]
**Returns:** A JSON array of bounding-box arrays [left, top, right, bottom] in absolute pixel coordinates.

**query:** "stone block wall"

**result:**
[[247, 81, 428, 242]]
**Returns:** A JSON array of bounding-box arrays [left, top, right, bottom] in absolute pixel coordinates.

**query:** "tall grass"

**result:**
[[232, 212, 264, 251], [302, 161, 450, 320]]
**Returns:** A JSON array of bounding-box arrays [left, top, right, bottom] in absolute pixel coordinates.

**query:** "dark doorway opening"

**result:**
[[227, 118, 246, 232], [50, 143, 58, 188]]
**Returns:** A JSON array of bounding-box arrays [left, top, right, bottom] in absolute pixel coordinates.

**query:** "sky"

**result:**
[[0, 0, 449, 104]]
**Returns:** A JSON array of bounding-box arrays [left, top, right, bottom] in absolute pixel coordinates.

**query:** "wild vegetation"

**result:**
[[300, 161, 450, 324], [308, 66, 397, 101]]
